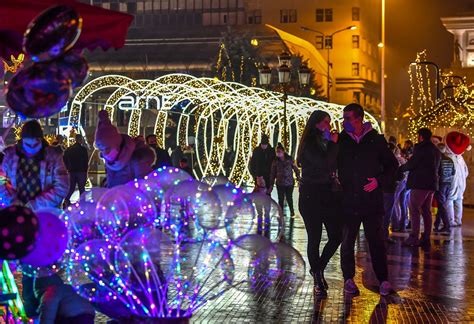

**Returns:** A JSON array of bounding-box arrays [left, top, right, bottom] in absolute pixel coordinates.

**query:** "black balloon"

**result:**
[[57, 52, 89, 88], [0, 206, 39, 260], [6, 62, 72, 118], [23, 5, 82, 62]]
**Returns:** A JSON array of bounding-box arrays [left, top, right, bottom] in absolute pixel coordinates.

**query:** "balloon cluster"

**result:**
[[65, 167, 305, 320], [6, 5, 88, 118]]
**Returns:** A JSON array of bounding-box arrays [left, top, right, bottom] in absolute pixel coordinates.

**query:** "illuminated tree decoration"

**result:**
[[69, 74, 380, 186], [408, 51, 474, 138]]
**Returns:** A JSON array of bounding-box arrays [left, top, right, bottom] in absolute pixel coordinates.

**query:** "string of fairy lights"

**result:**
[[408, 51, 474, 138], [69, 73, 380, 186]]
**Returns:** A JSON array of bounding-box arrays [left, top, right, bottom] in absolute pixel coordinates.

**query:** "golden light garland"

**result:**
[[70, 73, 380, 185], [408, 51, 474, 138]]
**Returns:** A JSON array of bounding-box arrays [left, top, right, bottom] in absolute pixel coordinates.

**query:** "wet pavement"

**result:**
[[192, 204, 474, 323]]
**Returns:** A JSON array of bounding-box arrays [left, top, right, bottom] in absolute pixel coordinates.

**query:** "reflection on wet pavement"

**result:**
[[194, 205, 474, 323]]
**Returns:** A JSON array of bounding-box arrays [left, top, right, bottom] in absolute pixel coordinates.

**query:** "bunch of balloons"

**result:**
[[6, 5, 88, 118], [65, 167, 305, 321]]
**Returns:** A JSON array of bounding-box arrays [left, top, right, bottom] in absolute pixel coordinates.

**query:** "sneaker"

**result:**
[[403, 236, 419, 247], [344, 278, 360, 295], [379, 281, 393, 296]]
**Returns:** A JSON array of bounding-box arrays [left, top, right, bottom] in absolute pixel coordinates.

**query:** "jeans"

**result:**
[[383, 193, 395, 239], [408, 189, 434, 241], [434, 183, 451, 229], [398, 188, 409, 230], [299, 183, 342, 273], [276, 185, 295, 215], [340, 211, 388, 283], [64, 172, 88, 203]]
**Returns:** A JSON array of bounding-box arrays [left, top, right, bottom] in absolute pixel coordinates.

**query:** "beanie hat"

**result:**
[[446, 131, 470, 155], [94, 110, 122, 150], [21, 120, 43, 139]]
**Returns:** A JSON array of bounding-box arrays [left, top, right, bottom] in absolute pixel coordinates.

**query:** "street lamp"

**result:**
[[258, 52, 310, 152], [301, 25, 357, 102]]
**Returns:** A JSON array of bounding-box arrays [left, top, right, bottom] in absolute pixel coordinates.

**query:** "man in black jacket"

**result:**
[[400, 128, 441, 247], [249, 134, 276, 193], [146, 134, 172, 169], [63, 134, 89, 206], [338, 103, 398, 297]]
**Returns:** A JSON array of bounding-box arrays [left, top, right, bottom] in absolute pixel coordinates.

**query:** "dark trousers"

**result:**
[[276, 185, 295, 214], [341, 211, 388, 283], [434, 183, 451, 229], [22, 275, 39, 318], [65, 172, 88, 203], [383, 193, 395, 239], [408, 189, 434, 241], [299, 183, 342, 273]]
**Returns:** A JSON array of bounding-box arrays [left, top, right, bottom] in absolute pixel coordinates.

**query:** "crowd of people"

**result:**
[[248, 103, 470, 298], [0, 104, 470, 321]]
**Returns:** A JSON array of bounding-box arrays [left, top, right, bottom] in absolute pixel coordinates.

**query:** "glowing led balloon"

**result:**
[[225, 196, 256, 241], [95, 185, 157, 239], [146, 167, 193, 192], [247, 242, 305, 299], [115, 227, 174, 294], [129, 177, 165, 216], [68, 239, 127, 304], [201, 175, 232, 187], [66, 188, 107, 246]]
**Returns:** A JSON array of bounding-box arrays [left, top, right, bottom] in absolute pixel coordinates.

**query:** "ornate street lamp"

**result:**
[[258, 65, 272, 86], [298, 63, 311, 86], [278, 51, 291, 67], [278, 64, 291, 84]]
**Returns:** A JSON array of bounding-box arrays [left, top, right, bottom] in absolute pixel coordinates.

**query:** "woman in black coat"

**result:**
[[297, 110, 341, 297]]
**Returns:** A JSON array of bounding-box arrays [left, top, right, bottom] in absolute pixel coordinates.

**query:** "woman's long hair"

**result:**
[[296, 110, 330, 166]]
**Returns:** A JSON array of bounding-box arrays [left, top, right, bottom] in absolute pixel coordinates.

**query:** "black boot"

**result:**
[[320, 269, 328, 290], [310, 270, 327, 296]]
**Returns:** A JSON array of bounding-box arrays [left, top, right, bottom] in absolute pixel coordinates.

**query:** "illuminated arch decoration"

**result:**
[[69, 74, 380, 186]]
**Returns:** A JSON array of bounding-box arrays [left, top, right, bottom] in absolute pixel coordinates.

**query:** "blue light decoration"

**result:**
[[65, 166, 305, 321]]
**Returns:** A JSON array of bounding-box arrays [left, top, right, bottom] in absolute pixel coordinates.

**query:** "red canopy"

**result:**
[[0, 0, 133, 60]]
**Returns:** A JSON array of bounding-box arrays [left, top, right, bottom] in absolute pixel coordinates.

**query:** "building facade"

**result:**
[[84, 0, 382, 112]]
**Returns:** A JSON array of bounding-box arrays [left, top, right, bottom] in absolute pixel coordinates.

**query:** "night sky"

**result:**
[[385, 0, 474, 111]]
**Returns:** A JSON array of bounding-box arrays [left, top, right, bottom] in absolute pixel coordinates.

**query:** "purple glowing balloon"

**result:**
[[23, 5, 82, 63], [6, 62, 72, 118], [21, 209, 68, 267]]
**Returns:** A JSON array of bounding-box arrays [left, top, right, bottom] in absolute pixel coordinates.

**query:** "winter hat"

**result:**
[[446, 131, 470, 155], [21, 120, 43, 139], [95, 110, 122, 150]]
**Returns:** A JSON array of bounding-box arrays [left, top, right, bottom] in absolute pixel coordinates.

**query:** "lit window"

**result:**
[[352, 35, 359, 48], [352, 63, 360, 76], [315, 36, 323, 49]]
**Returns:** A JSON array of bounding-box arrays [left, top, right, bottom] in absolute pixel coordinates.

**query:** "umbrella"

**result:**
[[0, 0, 133, 60]]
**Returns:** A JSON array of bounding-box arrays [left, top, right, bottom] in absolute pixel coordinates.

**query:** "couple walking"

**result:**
[[298, 103, 398, 297]]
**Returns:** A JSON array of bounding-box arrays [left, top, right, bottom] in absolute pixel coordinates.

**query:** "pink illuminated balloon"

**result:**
[[6, 62, 71, 118], [21, 209, 68, 267], [23, 5, 82, 63]]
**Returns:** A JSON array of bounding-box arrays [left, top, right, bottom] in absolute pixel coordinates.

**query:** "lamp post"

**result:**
[[301, 25, 357, 102], [258, 52, 311, 151]]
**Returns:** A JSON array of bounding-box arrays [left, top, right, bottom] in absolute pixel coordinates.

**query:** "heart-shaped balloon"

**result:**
[[6, 62, 72, 118], [23, 5, 82, 62], [446, 131, 470, 155]]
